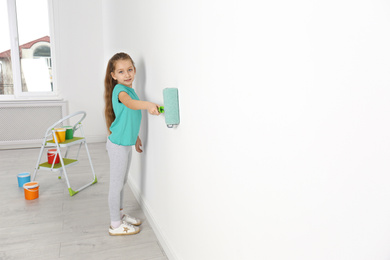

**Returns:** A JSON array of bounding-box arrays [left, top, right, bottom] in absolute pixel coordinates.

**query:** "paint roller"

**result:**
[[158, 88, 180, 128]]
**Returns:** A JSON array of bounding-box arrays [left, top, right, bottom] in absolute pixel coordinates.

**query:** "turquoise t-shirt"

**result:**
[[108, 84, 142, 146]]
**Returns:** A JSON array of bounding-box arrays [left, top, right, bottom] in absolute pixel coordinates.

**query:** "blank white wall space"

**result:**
[[53, 0, 107, 142], [104, 0, 390, 259]]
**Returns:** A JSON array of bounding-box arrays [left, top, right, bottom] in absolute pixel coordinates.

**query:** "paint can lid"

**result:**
[[23, 181, 39, 190], [18, 172, 30, 177]]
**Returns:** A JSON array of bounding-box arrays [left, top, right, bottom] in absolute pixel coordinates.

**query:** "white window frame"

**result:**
[[2, 0, 59, 101]]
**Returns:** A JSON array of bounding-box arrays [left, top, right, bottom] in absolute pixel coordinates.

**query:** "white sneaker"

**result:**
[[122, 214, 142, 226], [109, 221, 140, 236]]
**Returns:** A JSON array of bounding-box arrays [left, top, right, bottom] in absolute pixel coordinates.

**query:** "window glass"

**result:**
[[16, 0, 52, 92], [0, 0, 14, 95]]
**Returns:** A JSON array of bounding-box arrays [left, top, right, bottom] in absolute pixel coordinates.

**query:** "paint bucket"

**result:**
[[53, 128, 66, 143], [47, 149, 60, 164], [17, 172, 31, 187], [64, 126, 74, 140], [23, 182, 39, 200]]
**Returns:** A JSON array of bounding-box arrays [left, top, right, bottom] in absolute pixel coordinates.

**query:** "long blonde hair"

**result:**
[[104, 52, 136, 133]]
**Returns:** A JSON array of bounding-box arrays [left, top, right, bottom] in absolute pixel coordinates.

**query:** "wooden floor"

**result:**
[[0, 142, 167, 260]]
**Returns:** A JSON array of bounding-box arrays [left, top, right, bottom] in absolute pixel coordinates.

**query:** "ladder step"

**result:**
[[46, 137, 85, 147], [39, 158, 78, 171]]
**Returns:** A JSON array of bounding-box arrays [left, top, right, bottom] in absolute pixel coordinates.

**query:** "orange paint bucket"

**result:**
[[23, 182, 39, 200]]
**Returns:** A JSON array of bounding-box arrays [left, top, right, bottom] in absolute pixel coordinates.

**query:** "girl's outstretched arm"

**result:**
[[118, 92, 160, 115]]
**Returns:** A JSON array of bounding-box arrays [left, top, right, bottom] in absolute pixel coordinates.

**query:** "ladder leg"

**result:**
[[75, 142, 82, 159], [64, 146, 70, 158], [59, 146, 71, 180], [58, 158, 77, 196], [84, 141, 97, 183], [32, 138, 47, 181], [55, 143, 76, 196]]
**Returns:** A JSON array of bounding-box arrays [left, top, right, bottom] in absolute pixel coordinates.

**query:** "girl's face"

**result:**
[[111, 59, 136, 88]]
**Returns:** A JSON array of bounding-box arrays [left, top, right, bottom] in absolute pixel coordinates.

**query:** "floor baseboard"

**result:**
[[128, 177, 179, 260]]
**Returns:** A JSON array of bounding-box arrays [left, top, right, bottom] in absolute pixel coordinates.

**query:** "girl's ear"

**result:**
[[111, 72, 116, 80]]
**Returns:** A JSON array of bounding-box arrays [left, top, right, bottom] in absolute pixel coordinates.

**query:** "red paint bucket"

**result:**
[[47, 149, 59, 164]]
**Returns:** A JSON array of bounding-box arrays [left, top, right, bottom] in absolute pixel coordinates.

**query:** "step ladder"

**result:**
[[32, 111, 97, 196]]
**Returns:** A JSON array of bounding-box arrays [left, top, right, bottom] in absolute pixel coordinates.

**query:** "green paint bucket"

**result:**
[[64, 126, 74, 139]]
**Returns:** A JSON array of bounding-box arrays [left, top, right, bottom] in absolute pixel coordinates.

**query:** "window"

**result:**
[[1, 0, 55, 99], [0, 0, 13, 95]]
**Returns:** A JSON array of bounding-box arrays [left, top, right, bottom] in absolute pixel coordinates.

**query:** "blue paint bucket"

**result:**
[[17, 172, 31, 187]]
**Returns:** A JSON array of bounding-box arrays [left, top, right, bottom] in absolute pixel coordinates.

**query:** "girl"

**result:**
[[104, 52, 160, 236]]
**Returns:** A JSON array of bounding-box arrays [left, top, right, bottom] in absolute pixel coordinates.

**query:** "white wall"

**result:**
[[52, 0, 107, 142], [100, 0, 390, 259]]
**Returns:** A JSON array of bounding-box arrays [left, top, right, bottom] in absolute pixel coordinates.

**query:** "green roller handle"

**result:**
[[158, 106, 165, 113]]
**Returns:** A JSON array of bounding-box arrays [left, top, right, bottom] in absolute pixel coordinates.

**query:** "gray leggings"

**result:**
[[106, 138, 132, 222]]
